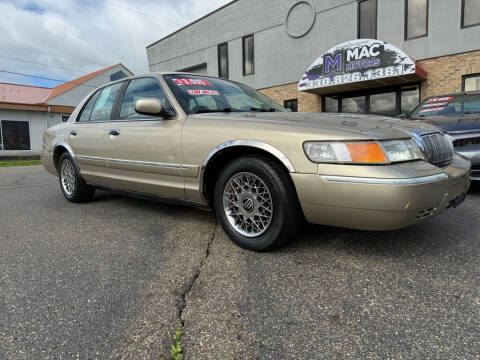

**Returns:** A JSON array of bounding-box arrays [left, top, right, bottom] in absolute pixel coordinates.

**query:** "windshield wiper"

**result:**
[[459, 112, 480, 116], [249, 107, 278, 112], [193, 108, 240, 114]]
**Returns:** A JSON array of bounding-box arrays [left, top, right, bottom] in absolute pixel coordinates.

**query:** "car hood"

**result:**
[[192, 112, 440, 140], [409, 115, 480, 133]]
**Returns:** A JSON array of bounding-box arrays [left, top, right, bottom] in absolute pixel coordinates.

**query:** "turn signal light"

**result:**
[[345, 142, 387, 163]]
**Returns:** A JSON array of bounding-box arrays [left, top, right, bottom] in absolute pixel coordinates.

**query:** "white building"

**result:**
[[0, 63, 133, 157]]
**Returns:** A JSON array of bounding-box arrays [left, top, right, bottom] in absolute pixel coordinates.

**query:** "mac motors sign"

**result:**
[[298, 39, 425, 93]]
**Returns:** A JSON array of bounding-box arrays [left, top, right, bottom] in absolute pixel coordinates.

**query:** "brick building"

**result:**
[[146, 0, 480, 115]]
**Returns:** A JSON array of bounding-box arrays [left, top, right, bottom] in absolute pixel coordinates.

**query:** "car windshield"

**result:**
[[163, 74, 286, 114], [409, 93, 480, 119]]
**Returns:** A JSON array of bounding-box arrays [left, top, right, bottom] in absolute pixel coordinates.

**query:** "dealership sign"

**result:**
[[298, 39, 423, 92]]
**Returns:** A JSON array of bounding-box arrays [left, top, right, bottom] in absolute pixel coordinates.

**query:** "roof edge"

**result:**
[[146, 0, 238, 49], [42, 63, 134, 103]]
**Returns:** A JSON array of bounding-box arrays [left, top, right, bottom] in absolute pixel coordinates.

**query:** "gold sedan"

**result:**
[[41, 73, 471, 251]]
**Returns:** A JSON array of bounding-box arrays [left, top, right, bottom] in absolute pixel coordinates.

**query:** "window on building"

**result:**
[[120, 77, 174, 119], [283, 99, 298, 112], [462, 0, 480, 28], [405, 0, 428, 40], [90, 82, 123, 122], [324, 96, 339, 112], [401, 86, 420, 113], [110, 70, 128, 82], [1, 120, 31, 150], [358, 0, 377, 39], [322, 84, 420, 115], [463, 74, 480, 91], [218, 43, 229, 79], [77, 90, 101, 122], [342, 96, 366, 113], [370, 92, 396, 115], [243, 35, 254, 75]]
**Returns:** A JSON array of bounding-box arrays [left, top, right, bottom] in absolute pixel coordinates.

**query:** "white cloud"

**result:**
[[0, 0, 230, 86]]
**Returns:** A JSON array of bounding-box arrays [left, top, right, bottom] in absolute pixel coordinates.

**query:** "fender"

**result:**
[[54, 141, 82, 174], [55, 141, 76, 159], [199, 140, 296, 201]]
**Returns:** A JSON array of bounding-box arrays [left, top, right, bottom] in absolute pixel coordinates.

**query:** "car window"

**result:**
[[409, 93, 480, 119], [120, 77, 174, 119], [90, 82, 123, 122], [77, 90, 100, 122], [188, 96, 218, 111], [163, 74, 285, 114]]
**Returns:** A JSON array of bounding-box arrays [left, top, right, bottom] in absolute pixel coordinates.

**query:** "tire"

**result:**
[[214, 155, 301, 251], [58, 152, 95, 203]]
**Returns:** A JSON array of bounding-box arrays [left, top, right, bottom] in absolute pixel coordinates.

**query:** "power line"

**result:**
[[0, 54, 94, 74], [0, 69, 98, 88], [98, 0, 182, 25], [0, 44, 144, 74], [0, 43, 110, 69]]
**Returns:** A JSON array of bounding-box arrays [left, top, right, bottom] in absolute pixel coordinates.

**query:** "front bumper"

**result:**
[[292, 154, 471, 231], [454, 147, 480, 180]]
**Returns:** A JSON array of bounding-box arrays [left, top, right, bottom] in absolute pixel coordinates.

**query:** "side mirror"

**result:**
[[135, 98, 163, 116], [397, 113, 407, 119]]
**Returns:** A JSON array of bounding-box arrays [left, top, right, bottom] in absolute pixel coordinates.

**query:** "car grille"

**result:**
[[472, 165, 480, 177], [420, 133, 454, 167], [453, 137, 480, 148]]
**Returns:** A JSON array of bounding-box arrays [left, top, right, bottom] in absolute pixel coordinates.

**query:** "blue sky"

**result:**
[[0, 0, 230, 88]]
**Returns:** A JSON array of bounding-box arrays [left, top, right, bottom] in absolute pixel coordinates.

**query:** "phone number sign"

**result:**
[[299, 39, 417, 91]]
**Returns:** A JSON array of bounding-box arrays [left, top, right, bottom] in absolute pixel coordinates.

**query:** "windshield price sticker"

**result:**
[[174, 78, 211, 86], [422, 102, 449, 108], [427, 97, 453, 103], [419, 107, 445, 113], [187, 89, 220, 96]]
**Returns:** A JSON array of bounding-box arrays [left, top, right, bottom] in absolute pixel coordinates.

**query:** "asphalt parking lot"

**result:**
[[0, 166, 479, 359]]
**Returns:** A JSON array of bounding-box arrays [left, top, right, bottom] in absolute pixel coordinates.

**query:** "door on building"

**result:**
[[101, 77, 184, 199], [323, 84, 420, 116]]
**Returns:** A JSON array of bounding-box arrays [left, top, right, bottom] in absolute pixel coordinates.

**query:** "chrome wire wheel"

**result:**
[[60, 159, 76, 196], [223, 172, 273, 238]]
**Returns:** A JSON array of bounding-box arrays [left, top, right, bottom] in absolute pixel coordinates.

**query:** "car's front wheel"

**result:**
[[214, 155, 300, 251], [58, 152, 95, 203]]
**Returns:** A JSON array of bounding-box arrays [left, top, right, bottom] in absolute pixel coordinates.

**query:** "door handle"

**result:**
[[70, 130, 78, 136], [108, 129, 120, 136]]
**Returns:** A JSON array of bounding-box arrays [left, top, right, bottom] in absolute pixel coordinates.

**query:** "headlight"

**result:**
[[303, 140, 423, 164]]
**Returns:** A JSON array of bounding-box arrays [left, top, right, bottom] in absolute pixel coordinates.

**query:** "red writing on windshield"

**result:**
[[174, 78, 212, 86], [419, 106, 445, 113], [427, 97, 453, 103], [422, 102, 448, 108], [187, 89, 220, 96]]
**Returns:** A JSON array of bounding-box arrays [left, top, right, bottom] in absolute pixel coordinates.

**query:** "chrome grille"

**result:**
[[453, 137, 480, 148], [420, 133, 453, 166]]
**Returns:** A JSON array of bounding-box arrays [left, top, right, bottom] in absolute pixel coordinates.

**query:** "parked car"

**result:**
[[42, 73, 471, 251], [402, 91, 480, 180]]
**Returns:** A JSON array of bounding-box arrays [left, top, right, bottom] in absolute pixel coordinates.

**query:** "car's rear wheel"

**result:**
[[58, 152, 95, 203], [214, 155, 300, 251]]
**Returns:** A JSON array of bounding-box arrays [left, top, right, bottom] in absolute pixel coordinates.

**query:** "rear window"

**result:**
[[409, 93, 480, 119]]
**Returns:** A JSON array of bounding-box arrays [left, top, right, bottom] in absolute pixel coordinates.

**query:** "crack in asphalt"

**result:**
[[178, 224, 217, 328]]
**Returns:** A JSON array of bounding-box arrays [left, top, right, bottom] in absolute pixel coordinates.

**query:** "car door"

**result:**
[[100, 77, 185, 199], [68, 81, 125, 185]]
